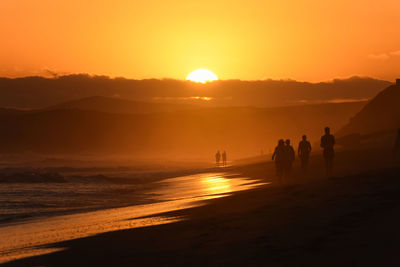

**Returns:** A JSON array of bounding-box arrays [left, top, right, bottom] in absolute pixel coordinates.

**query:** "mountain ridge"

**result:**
[[45, 96, 200, 114], [0, 101, 366, 159]]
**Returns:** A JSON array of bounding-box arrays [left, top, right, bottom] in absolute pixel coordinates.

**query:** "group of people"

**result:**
[[214, 127, 399, 181], [215, 150, 227, 167], [272, 127, 335, 180], [271, 139, 297, 179]]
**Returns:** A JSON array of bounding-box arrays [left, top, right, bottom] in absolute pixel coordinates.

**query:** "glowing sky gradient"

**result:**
[[1, 0, 399, 81]]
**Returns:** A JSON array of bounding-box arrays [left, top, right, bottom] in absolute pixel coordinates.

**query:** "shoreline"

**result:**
[[2, 147, 400, 266], [0, 172, 265, 263], [5, 166, 400, 266], [0, 165, 235, 226]]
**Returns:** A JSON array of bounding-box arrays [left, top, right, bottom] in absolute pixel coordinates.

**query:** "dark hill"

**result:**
[[338, 83, 400, 137], [46, 96, 198, 114], [0, 101, 366, 159], [0, 108, 28, 115]]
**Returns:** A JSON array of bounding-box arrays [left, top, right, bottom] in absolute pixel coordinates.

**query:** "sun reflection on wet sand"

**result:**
[[152, 173, 267, 201], [202, 176, 232, 194], [0, 172, 267, 263]]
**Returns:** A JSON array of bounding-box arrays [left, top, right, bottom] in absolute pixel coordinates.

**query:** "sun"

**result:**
[[186, 69, 218, 83]]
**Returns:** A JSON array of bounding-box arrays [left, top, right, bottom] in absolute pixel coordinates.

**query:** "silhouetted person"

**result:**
[[222, 151, 227, 166], [272, 139, 287, 182], [215, 150, 221, 167], [298, 135, 312, 174], [394, 129, 400, 160], [285, 139, 295, 175], [320, 127, 335, 177]]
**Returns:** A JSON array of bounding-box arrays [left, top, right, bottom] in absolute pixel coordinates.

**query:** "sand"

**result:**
[[3, 147, 400, 266], [0, 173, 265, 263]]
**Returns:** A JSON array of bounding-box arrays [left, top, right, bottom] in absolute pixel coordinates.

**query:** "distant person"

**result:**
[[320, 127, 335, 177], [222, 151, 227, 167], [394, 129, 400, 160], [285, 139, 295, 175], [215, 150, 221, 167], [272, 139, 287, 181], [298, 135, 312, 174]]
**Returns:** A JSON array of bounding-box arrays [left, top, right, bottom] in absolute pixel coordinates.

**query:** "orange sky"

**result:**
[[1, 0, 399, 81]]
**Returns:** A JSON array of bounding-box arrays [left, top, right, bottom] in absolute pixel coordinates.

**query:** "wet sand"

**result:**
[[0, 166, 237, 224], [0, 173, 265, 263], [3, 148, 400, 266]]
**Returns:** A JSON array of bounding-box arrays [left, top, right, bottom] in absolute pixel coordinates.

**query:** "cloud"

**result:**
[[43, 69, 59, 78], [390, 50, 400, 56], [369, 49, 400, 60], [289, 98, 369, 105], [368, 53, 389, 60]]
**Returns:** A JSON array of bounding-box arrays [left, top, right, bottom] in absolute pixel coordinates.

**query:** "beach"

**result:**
[[0, 170, 265, 264], [2, 1, 400, 265], [2, 147, 400, 266]]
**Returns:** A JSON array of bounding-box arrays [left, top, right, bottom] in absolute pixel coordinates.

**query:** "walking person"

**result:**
[[222, 151, 227, 167], [215, 150, 221, 167], [285, 139, 295, 177], [320, 127, 335, 177], [298, 135, 312, 174], [272, 139, 287, 183]]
